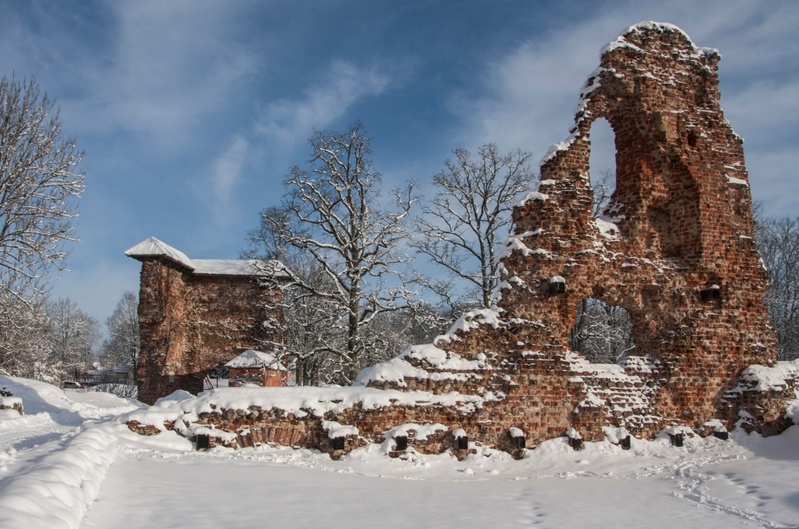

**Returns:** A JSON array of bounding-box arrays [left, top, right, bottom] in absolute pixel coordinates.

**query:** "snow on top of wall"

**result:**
[[0, 396, 22, 408], [703, 419, 728, 433], [443, 307, 505, 338], [385, 422, 448, 441], [509, 426, 525, 438], [515, 191, 550, 208], [355, 344, 489, 387], [786, 400, 799, 422], [226, 349, 287, 371], [736, 360, 799, 392], [322, 420, 359, 439], [726, 176, 749, 187], [125, 236, 291, 278], [126, 386, 489, 431], [499, 234, 553, 260], [593, 216, 621, 240], [193, 259, 289, 278], [540, 138, 576, 167], [603, 22, 719, 59], [603, 426, 629, 443]]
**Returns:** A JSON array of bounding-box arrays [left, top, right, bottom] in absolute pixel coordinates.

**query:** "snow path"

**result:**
[[0, 376, 141, 529], [80, 447, 793, 529], [0, 424, 117, 529], [78, 431, 799, 529], [0, 414, 76, 478]]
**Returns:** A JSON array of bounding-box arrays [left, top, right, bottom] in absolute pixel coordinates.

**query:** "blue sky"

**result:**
[[1, 0, 797, 326]]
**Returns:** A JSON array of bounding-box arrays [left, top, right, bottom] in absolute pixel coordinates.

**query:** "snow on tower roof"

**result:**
[[192, 259, 292, 278], [124, 237, 292, 278], [124, 237, 195, 270]]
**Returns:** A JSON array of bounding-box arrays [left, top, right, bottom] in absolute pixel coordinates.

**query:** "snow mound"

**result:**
[[0, 424, 117, 529], [355, 343, 489, 387]]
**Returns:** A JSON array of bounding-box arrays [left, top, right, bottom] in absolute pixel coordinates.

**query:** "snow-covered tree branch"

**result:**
[[101, 291, 140, 382], [756, 215, 799, 360], [250, 122, 415, 383], [412, 143, 535, 310], [0, 76, 85, 303]]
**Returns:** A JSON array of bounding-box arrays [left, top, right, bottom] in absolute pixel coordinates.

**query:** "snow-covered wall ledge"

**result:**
[[726, 360, 799, 435], [355, 343, 491, 388], [125, 386, 492, 458]]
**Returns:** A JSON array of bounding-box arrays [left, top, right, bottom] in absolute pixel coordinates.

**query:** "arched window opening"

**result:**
[[569, 298, 635, 364], [588, 118, 617, 217]]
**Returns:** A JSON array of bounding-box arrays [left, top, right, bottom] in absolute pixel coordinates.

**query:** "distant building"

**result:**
[[226, 349, 290, 387], [125, 237, 291, 404], [114, 359, 136, 385]]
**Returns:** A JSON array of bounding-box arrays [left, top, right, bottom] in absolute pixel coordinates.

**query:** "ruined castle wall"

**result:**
[[482, 23, 777, 433], [130, 23, 793, 454]]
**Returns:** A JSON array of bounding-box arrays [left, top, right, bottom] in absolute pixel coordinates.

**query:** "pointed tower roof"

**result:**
[[124, 237, 195, 270]]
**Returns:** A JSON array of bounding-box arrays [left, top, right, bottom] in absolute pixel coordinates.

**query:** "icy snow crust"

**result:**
[[1, 375, 799, 529]]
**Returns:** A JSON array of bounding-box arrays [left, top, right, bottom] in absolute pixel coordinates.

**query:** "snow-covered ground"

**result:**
[[1, 375, 797, 529]]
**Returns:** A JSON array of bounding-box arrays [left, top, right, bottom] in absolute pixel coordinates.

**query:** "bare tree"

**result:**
[[569, 298, 635, 363], [413, 143, 535, 310], [0, 76, 85, 302], [101, 291, 140, 382], [0, 295, 57, 382], [250, 253, 345, 386], [46, 298, 99, 381], [251, 122, 414, 383], [756, 215, 799, 360], [591, 168, 616, 217]]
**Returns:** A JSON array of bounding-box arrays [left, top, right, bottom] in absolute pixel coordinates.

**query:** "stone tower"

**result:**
[[126, 237, 291, 404]]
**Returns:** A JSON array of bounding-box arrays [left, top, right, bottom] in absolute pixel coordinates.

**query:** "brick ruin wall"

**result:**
[[129, 23, 797, 455], [492, 22, 777, 431], [136, 258, 285, 405]]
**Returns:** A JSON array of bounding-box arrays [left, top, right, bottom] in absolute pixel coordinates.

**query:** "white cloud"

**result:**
[[63, 1, 259, 149], [204, 136, 249, 223], [449, 15, 624, 158], [255, 60, 395, 145]]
